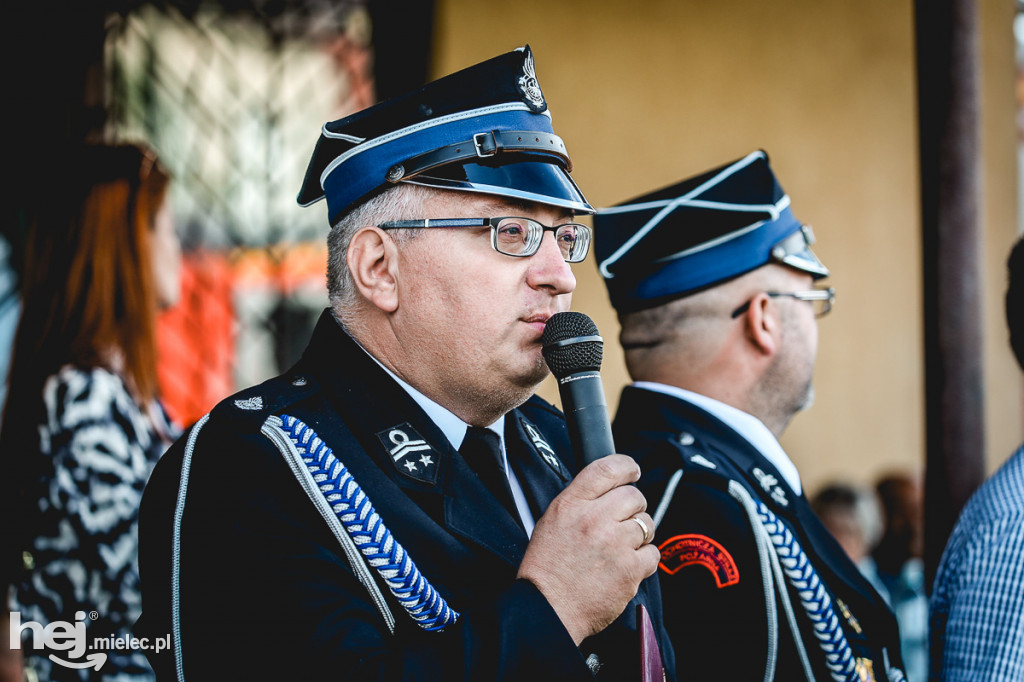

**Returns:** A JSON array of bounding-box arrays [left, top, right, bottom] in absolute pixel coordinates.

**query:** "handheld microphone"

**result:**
[[541, 312, 615, 466]]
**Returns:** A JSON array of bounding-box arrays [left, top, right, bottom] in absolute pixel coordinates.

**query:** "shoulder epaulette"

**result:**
[[209, 371, 321, 425], [660, 429, 736, 493]]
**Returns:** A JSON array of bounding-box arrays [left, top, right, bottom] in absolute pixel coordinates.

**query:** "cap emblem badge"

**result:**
[[518, 50, 546, 111]]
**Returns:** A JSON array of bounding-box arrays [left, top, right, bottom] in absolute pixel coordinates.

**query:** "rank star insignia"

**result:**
[[376, 423, 441, 484]]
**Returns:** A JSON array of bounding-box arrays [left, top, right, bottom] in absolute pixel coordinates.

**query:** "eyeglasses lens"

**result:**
[[495, 218, 540, 257], [494, 218, 586, 262]]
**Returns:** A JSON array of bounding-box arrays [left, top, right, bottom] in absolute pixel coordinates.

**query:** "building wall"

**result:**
[[431, 0, 1021, 495]]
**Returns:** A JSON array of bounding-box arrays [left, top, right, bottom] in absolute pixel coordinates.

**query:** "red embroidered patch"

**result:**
[[658, 534, 739, 587]]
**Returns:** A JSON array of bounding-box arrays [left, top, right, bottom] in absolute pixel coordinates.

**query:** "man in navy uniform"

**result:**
[[596, 150, 905, 681], [136, 47, 673, 680]]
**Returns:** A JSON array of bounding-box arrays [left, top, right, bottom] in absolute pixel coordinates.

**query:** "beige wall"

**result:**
[[431, 0, 1022, 496]]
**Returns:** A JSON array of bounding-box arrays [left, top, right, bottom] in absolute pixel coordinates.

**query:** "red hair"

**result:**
[[0, 142, 171, 591], [4, 142, 171, 413]]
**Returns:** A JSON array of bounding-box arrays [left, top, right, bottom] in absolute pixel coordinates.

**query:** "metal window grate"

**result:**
[[104, 2, 374, 425]]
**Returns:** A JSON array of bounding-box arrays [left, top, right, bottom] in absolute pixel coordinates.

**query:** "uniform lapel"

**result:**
[[505, 411, 571, 521], [300, 311, 528, 568]]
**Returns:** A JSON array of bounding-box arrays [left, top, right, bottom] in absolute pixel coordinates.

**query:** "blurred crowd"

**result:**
[[812, 472, 929, 682]]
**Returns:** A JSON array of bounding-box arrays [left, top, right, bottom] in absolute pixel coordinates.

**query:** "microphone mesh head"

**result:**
[[541, 312, 603, 379]]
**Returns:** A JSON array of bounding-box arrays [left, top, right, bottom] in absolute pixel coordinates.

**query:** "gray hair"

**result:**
[[327, 183, 438, 327]]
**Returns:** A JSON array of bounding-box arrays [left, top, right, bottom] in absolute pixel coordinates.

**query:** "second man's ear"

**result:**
[[743, 293, 779, 357], [347, 226, 400, 313]]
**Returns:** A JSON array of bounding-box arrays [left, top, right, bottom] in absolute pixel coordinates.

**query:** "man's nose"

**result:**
[[526, 230, 576, 295]]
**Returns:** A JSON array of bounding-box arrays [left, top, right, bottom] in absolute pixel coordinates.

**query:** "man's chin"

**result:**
[[797, 384, 816, 413], [524, 354, 552, 387]]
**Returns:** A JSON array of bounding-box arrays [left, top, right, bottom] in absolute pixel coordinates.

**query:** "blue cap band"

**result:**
[[614, 206, 801, 307]]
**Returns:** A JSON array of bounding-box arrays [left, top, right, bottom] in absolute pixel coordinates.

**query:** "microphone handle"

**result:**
[[557, 370, 616, 466]]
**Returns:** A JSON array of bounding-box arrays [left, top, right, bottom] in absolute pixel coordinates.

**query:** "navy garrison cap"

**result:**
[[596, 150, 828, 312], [297, 45, 593, 224]]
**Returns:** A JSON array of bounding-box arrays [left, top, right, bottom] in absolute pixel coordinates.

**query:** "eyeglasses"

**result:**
[[377, 216, 592, 263], [730, 287, 836, 319]]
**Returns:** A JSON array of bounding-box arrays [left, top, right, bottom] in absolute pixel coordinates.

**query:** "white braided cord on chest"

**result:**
[[754, 499, 857, 682], [279, 414, 460, 631]]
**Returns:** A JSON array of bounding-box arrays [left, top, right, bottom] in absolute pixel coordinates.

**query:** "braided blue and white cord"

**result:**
[[280, 414, 459, 632], [755, 500, 857, 682]]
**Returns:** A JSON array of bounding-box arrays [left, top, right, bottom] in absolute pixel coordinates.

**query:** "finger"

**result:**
[[624, 512, 655, 549], [568, 454, 642, 501], [636, 543, 661, 578], [597, 483, 648, 520]]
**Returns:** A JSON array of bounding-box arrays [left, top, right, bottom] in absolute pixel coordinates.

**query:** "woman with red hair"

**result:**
[[1, 142, 181, 681]]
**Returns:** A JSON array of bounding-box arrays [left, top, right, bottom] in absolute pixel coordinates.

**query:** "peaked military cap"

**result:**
[[297, 45, 593, 224], [595, 150, 828, 312]]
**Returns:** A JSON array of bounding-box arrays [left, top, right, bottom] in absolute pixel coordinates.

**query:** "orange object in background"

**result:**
[[156, 250, 235, 429]]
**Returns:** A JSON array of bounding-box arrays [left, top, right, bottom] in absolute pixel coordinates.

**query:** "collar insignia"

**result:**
[[752, 467, 789, 507], [520, 417, 566, 478], [376, 423, 440, 484], [234, 396, 264, 411]]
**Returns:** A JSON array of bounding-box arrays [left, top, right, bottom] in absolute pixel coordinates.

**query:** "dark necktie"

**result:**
[[460, 426, 522, 528]]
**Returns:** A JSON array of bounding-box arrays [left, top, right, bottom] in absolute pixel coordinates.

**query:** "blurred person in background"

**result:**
[[811, 482, 888, 598], [929, 235, 1024, 681], [874, 472, 927, 682], [0, 142, 181, 681]]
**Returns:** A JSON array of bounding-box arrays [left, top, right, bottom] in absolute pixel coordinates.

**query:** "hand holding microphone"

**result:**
[[517, 312, 660, 647]]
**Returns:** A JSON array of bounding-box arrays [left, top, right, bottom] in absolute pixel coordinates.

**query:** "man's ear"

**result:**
[[743, 293, 779, 356], [347, 226, 400, 313]]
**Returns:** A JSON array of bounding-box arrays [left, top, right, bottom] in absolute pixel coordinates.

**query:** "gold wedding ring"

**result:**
[[632, 515, 651, 544]]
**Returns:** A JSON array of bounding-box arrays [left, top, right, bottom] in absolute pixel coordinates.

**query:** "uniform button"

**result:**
[[22, 550, 35, 571], [292, 376, 308, 387], [678, 432, 695, 446]]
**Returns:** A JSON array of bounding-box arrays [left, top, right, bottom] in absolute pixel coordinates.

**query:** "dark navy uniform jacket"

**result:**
[[613, 385, 904, 682], [136, 311, 674, 680]]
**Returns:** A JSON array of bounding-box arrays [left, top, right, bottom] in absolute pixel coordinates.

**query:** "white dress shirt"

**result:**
[[633, 381, 802, 495]]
